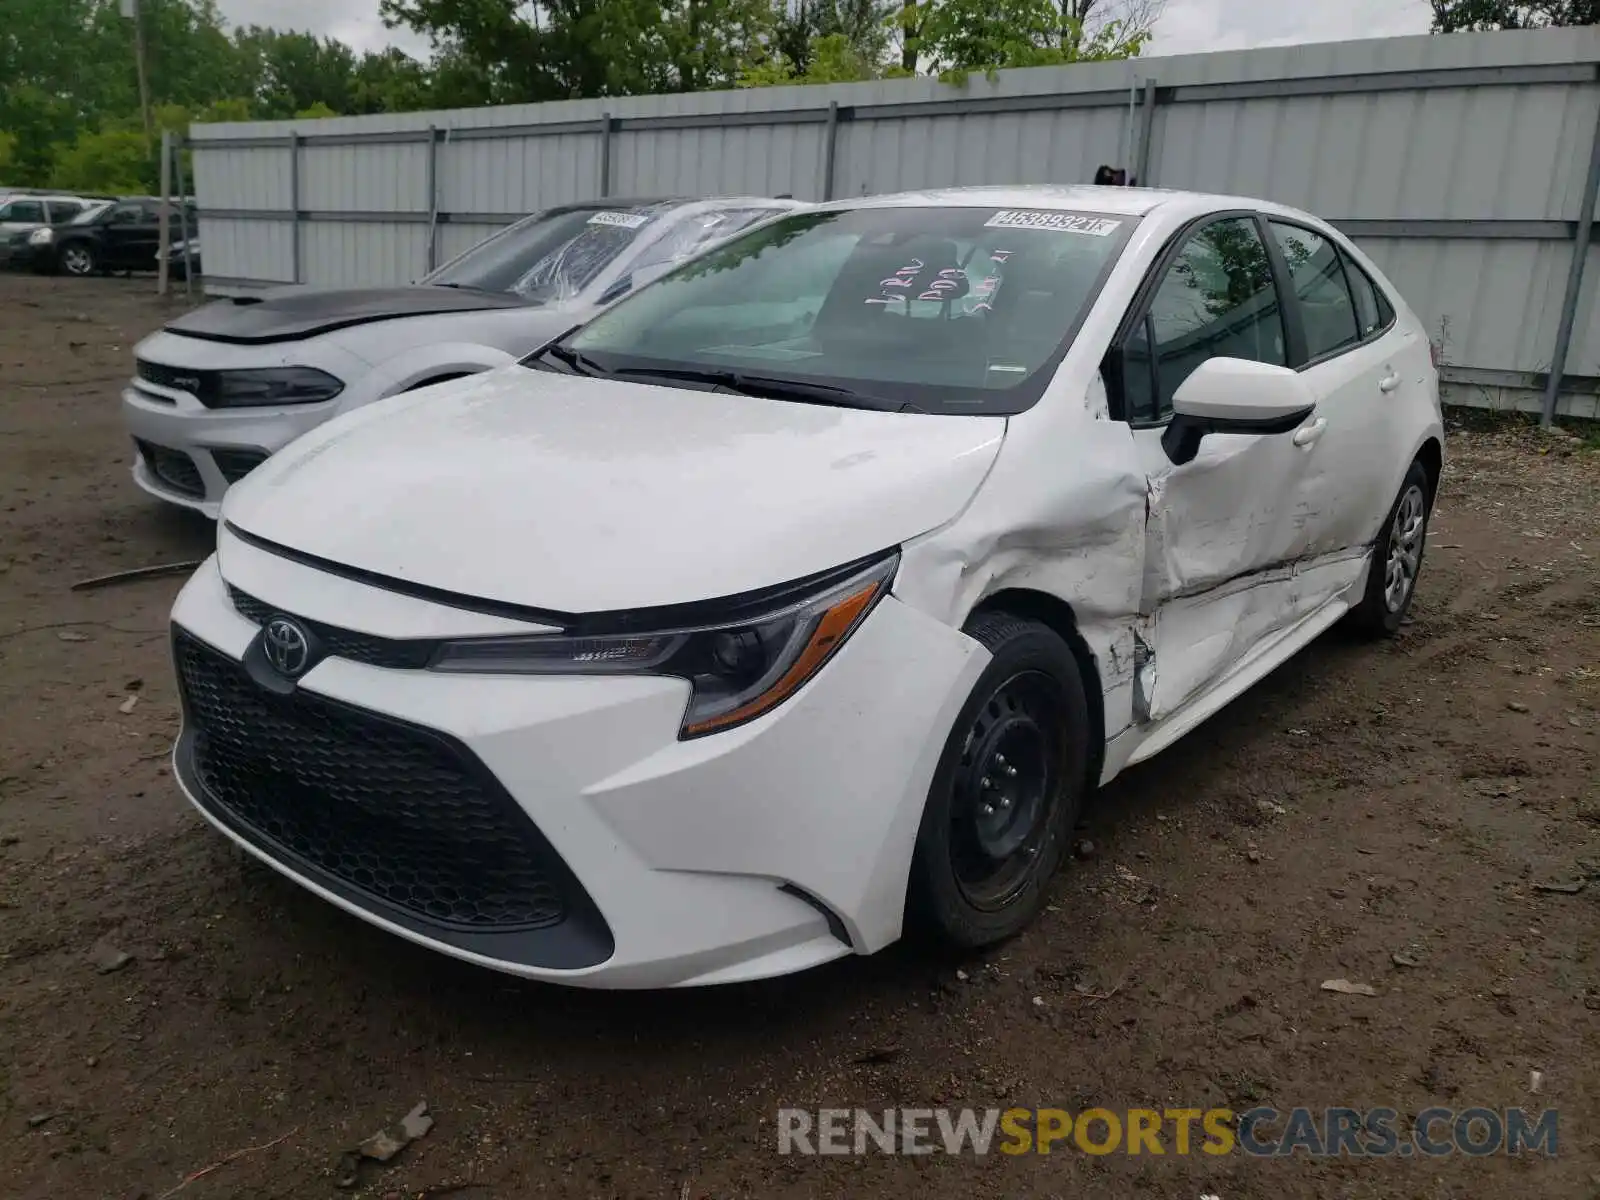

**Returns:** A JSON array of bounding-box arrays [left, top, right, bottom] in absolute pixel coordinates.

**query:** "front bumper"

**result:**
[[123, 384, 339, 517], [168, 551, 986, 987]]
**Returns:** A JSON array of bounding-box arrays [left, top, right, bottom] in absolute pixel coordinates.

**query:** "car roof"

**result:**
[[825, 184, 1324, 225]]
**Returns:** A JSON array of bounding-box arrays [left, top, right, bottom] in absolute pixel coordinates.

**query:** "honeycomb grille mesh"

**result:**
[[174, 629, 570, 930]]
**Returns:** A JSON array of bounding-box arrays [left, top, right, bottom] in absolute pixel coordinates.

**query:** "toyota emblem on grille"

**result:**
[[262, 616, 312, 677]]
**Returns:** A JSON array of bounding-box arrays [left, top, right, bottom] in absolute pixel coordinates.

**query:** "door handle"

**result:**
[[1378, 372, 1401, 393], [1292, 417, 1328, 447]]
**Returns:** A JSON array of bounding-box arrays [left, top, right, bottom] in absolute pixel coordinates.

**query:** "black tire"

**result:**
[[906, 611, 1090, 949], [59, 241, 97, 277], [1347, 459, 1432, 638]]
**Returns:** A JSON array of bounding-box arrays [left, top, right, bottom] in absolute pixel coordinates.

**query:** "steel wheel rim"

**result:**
[[1384, 484, 1426, 612], [949, 669, 1066, 912], [63, 247, 92, 275]]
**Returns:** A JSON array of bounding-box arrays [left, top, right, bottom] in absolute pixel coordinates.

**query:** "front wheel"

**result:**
[[1348, 459, 1432, 637], [907, 611, 1089, 950], [60, 243, 97, 277]]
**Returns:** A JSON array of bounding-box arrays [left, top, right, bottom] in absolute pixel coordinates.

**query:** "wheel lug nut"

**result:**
[[1000, 797, 1011, 809], [1005, 765, 1018, 777], [981, 777, 994, 790], [981, 803, 994, 816], [995, 754, 1008, 768]]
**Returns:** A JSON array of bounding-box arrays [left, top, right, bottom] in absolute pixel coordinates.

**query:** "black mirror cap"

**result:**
[[1161, 403, 1316, 467]]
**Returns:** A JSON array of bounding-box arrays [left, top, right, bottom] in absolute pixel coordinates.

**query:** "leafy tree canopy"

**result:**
[[1, 0, 1167, 192]]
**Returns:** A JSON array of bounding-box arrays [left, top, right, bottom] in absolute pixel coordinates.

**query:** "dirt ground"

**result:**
[[1, 272, 1597, 1200]]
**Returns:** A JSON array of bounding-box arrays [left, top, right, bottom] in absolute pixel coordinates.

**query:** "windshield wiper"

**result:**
[[609, 366, 896, 411], [532, 342, 607, 377]]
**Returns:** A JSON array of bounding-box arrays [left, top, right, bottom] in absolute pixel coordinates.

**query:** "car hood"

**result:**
[[223, 367, 1006, 613], [163, 285, 533, 346]]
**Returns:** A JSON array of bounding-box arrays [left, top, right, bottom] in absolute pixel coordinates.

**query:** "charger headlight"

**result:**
[[430, 553, 898, 738], [210, 366, 344, 408]]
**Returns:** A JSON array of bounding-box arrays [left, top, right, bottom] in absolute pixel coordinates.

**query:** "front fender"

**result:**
[[356, 343, 518, 407]]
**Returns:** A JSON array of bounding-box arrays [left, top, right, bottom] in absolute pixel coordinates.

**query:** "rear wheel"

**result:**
[[907, 611, 1089, 949], [1348, 459, 1432, 637], [60, 242, 97, 277]]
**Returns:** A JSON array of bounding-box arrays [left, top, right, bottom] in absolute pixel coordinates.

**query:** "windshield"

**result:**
[[74, 202, 111, 225], [424, 202, 677, 304], [557, 204, 1135, 414]]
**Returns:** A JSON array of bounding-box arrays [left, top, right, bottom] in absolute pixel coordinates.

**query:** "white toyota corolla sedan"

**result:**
[[123, 195, 800, 517], [167, 185, 1442, 988]]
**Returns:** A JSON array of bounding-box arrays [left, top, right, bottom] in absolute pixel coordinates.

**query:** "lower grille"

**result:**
[[173, 629, 571, 930], [212, 448, 269, 483], [134, 438, 204, 499]]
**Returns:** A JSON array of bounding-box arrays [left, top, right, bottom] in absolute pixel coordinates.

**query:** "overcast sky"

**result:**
[[213, 0, 1436, 60]]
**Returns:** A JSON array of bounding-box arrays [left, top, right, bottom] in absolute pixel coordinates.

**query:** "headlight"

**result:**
[[210, 367, 343, 408], [430, 553, 898, 738], [28, 228, 53, 246]]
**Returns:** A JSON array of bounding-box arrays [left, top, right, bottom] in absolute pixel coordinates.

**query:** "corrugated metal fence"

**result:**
[[188, 27, 1600, 418]]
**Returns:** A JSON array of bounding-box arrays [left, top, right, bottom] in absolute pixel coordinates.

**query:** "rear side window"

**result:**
[[1268, 221, 1359, 361], [48, 201, 83, 222], [4, 200, 45, 223], [1339, 248, 1395, 338], [106, 203, 144, 224], [1123, 216, 1287, 423]]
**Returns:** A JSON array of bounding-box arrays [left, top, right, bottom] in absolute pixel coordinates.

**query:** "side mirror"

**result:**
[[1161, 357, 1316, 466]]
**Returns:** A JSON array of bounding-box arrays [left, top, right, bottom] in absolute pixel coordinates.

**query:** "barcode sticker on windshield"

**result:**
[[587, 211, 650, 229], [984, 211, 1122, 236]]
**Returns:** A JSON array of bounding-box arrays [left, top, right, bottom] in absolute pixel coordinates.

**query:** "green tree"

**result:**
[[233, 27, 358, 117], [0, 131, 15, 180], [380, 0, 778, 99], [294, 101, 340, 119], [739, 30, 886, 86], [50, 126, 152, 193], [913, 0, 1151, 80], [350, 48, 435, 113], [0, 85, 82, 187], [759, 0, 896, 81], [196, 97, 254, 123], [1431, 0, 1598, 28]]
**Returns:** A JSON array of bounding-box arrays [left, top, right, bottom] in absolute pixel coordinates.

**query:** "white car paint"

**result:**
[[165, 185, 1442, 988], [123, 197, 803, 517], [226, 369, 1007, 613]]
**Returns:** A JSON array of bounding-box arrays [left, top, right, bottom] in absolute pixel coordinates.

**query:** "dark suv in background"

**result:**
[[13, 197, 198, 276]]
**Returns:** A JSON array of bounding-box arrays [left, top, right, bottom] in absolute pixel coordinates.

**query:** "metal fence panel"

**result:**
[[439, 132, 602, 213], [185, 26, 1600, 415], [301, 141, 429, 213]]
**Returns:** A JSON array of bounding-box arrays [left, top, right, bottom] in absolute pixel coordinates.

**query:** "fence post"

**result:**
[[174, 137, 193, 299], [821, 100, 840, 201], [158, 128, 172, 296], [425, 124, 440, 275], [1135, 78, 1158, 186], [289, 131, 302, 284], [598, 112, 614, 197], [1542, 91, 1600, 428]]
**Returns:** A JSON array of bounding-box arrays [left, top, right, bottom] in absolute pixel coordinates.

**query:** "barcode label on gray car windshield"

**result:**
[[983, 211, 1122, 236], [587, 211, 650, 229]]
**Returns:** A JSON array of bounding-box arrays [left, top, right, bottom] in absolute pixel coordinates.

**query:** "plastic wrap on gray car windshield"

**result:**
[[510, 223, 641, 303]]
